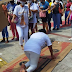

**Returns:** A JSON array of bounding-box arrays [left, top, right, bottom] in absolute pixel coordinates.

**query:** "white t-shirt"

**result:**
[[70, 5, 72, 11], [24, 32, 52, 55], [13, 5, 29, 27], [29, 3, 38, 23], [59, 1, 63, 7]]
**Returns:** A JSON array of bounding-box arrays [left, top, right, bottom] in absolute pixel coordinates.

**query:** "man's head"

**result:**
[[38, 29, 46, 34]]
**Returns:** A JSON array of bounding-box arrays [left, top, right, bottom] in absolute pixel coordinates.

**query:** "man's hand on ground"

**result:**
[[51, 55, 56, 60]]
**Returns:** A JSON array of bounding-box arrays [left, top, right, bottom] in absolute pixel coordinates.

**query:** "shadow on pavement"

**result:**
[[0, 43, 14, 49]]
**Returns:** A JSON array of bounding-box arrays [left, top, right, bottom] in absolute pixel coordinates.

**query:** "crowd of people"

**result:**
[[1, 0, 72, 72], [1, 0, 72, 44]]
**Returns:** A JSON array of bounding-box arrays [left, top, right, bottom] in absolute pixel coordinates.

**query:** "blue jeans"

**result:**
[[65, 11, 70, 25], [60, 16, 62, 24], [2, 26, 9, 38], [53, 13, 61, 28], [47, 13, 52, 30]]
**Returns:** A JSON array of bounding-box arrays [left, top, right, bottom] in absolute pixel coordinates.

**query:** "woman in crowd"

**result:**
[[42, 0, 52, 32], [7, 0, 19, 41], [65, 0, 71, 25], [66, 1, 72, 23], [11, 0, 29, 50], [47, 0, 52, 32], [39, 0, 49, 34], [59, 0, 64, 26], [51, 0, 63, 30], [29, 0, 38, 34]]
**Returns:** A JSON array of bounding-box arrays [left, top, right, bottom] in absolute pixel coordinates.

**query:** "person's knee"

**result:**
[[27, 65, 37, 72], [19, 35, 23, 39]]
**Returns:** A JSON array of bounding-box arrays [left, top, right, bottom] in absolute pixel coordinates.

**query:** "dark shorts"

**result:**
[[41, 17, 47, 22], [41, 13, 48, 22]]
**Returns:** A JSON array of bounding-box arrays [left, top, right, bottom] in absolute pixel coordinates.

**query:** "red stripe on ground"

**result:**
[[39, 21, 71, 28], [50, 33, 71, 38], [45, 42, 70, 58], [54, 42, 70, 57]]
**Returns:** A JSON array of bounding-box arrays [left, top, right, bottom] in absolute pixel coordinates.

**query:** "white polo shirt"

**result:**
[[13, 5, 29, 27], [24, 32, 52, 55]]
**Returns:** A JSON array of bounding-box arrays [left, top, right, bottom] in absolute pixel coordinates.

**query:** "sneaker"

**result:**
[[53, 28, 55, 30], [11, 37, 14, 40], [49, 29, 51, 31], [1, 40, 5, 42], [1, 37, 5, 42], [15, 38, 19, 41], [5, 41, 9, 43], [57, 28, 59, 30]]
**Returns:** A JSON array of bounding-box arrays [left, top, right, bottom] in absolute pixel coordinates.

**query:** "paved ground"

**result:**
[[0, 14, 72, 72]]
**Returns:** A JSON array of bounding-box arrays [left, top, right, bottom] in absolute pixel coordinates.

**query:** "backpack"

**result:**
[[53, 4, 59, 14]]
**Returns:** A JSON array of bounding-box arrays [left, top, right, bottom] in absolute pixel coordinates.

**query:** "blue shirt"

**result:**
[[40, 1, 49, 10], [7, 3, 17, 11]]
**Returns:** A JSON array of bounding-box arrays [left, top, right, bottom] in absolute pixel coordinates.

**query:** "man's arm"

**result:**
[[46, 35, 55, 60], [48, 45, 55, 59]]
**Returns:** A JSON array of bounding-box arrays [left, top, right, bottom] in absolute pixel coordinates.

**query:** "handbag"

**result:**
[[13, 17, 19, 24], [59, 3, 63, 16], [39, 11, 46, 18], [28, 11, 33, 21]]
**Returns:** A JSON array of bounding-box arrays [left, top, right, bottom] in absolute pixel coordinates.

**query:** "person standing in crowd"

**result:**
[[65, 0, 71, 25], [11, 0, 29, 50], [34, 0, 39, 32], [59, 0, 64, 26], [1, 3, 9, 43], [66, 1, 72, 23], [39, 0, 49, 34], [47, 0, 53, 32], [7, 0, 19, 41], [51, 0, 63, 30], [20, 29, 55, 72], [28, 0, 38, 35]]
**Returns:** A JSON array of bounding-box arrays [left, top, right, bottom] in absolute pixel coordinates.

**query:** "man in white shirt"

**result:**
[[20, 29, 55, 72]]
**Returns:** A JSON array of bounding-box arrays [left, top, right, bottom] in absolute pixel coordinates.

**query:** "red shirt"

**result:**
[[66, 2, 71, 11]]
